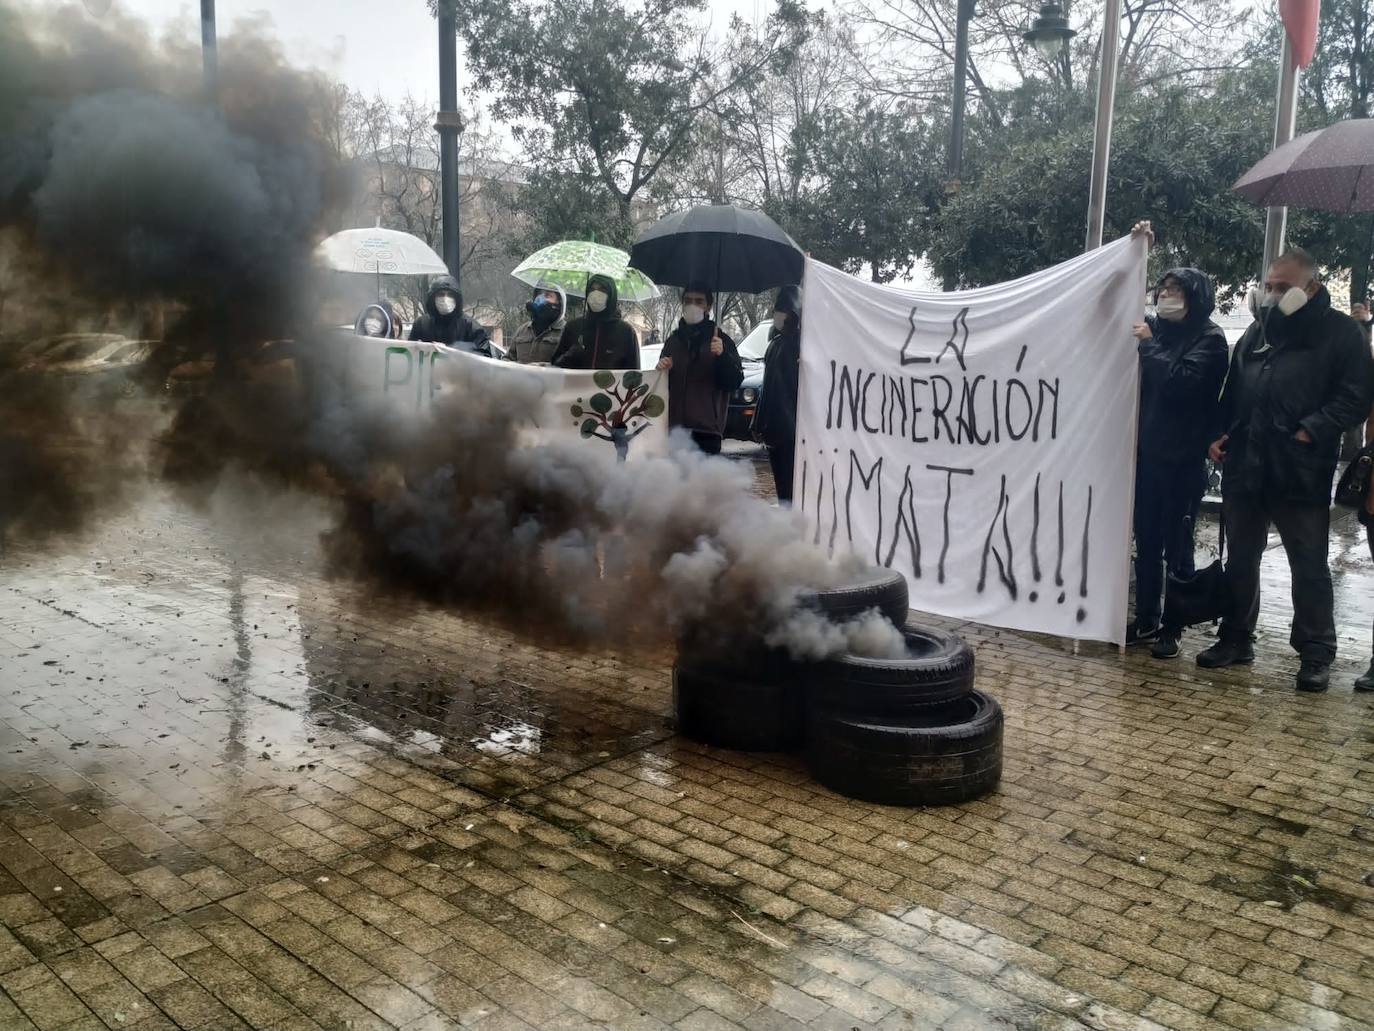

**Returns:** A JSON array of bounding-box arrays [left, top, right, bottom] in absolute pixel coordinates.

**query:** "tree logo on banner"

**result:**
[[571, 370, 665, 461]]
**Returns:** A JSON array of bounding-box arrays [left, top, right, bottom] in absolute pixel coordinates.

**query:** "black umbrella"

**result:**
[[629, 204, 804, 294], [1233, 118, 1374, 211]]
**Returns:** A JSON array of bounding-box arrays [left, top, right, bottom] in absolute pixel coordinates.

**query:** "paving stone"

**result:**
[[1, 491, 1370, 1031]]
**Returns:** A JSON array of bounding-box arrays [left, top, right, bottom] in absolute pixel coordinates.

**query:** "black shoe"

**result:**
[[1355, 662, 1374, 693], [1295, 660, 1330, 693], [1196, 639, 1255, 668], [1150, 631, 1181, 660], [1126, 623, 1160, 646]]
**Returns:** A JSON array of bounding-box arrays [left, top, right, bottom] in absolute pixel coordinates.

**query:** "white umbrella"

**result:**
[[314, 227, 448, 276]]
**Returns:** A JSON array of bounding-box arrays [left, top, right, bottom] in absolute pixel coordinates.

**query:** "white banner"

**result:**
[[796, 238, 1146, 644], [352, 338, 671, 459]]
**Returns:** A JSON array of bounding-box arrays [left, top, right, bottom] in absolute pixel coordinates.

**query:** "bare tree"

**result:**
[[842, 0, 1246, 115], [331, 91, 526, 322]]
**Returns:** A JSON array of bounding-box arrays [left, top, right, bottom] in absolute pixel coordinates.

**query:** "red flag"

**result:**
[[1279, 0, 1320, 68]]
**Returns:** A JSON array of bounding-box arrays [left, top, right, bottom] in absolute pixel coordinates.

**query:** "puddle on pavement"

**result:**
[[1206, 859, 1358, 913]]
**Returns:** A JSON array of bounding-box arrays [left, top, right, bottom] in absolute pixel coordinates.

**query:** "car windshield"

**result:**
[[738, 322, 770, 361]]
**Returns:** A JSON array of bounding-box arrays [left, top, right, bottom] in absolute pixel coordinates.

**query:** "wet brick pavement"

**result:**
[[0, 443, 1372, 1031]]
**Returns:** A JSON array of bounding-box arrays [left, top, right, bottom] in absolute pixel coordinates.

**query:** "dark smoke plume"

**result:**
[[0, 2, 903, 659], [0, 1, 345, 542]]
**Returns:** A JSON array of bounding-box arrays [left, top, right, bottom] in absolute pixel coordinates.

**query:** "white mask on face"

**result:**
[[363, 316, 384, 335], [586, 290, 608, 313], [434, 293, 457, 315], [1276, 285, 1310, 316], [773, 313, 789, 332], [681, 304, 705, 326], [1155, 297, 1186, 321]]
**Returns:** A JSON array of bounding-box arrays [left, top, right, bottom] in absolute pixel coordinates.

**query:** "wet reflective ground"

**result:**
[[1, 454, 1372, 1031]]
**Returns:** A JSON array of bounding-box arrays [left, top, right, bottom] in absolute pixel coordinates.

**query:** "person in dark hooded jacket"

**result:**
[[408, 275, 492, 355], [1127, 267, 1229, 658], [753, 285, 802, 501], [550, 274, 640, 370], [657, 283, 745, 454], [1198, 247, 1372, 692]]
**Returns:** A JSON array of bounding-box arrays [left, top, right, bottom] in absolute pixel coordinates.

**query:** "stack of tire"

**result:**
[[672, 568, 1002, 807]]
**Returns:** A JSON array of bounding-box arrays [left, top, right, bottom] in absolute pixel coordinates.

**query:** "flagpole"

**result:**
[[1084, 0, 1121, 251], [1261, 31, 1300, 275]]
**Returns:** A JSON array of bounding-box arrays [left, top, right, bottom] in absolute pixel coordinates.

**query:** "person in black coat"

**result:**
[[408, 275, 493, 356], [753, 285, 802, 502], [656, 282, 744, 454], [1127, 266, 1229, 658], [550, 273, 640, 370], [1199, 248, 1373, 691]]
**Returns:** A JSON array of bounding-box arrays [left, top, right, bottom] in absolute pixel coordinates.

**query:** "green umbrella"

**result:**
[[511, 240, 660, 303]]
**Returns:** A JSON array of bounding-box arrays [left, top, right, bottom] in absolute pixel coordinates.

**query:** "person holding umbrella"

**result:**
[[656, 283, 744, 454], [753, 285, 803, 500], [551, 273, 640, 370], [507, 282, 567, 364]]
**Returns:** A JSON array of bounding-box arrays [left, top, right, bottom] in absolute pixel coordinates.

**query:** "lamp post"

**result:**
[[200, 0, 217, 103], [945, 0, 976, 195], [436, 6, 464, 281]]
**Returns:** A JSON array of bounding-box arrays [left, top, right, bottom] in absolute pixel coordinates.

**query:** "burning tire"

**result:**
[[806, 623, 974, 717], [806, 689, 1002, 806], [672, 662, 803, 752], [800, 566, 909, 626], [671, 566, 909, 752]]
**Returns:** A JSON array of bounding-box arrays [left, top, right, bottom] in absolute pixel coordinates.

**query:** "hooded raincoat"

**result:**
[[551, 274, 640, 370], [754, 285, 802, 450], [1138, 268, 1229, 463], [408, 275, 493, 356]]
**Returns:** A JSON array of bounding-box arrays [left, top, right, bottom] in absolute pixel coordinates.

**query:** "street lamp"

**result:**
[[1022, 3, 1076, 56], [436, 7, 463, 281]]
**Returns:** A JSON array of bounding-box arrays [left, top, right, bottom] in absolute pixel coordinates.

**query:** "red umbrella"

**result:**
[[1233, 118, 1374, 212]]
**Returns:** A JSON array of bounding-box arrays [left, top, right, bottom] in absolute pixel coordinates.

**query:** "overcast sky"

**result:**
[[101, 0, 772, 104]]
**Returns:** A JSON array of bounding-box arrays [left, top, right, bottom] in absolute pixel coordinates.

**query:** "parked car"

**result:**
[[725, 321, 769, 441]]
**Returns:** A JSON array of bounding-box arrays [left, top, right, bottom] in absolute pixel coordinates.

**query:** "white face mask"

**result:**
[[586, 290, 608, 313], [681, 304, 705, 326], [1276, 285, 1310, 316], [773, 313, 789, 332], [363, 316, 384, 335], [1155, 297, 1186, 321], [434, 293, 457, 315]]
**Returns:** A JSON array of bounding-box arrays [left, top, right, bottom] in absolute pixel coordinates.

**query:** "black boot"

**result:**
[[1295, 659, 1330, 693], [1196, 639, 1255, 669], [1355, 661, 1374, 693]]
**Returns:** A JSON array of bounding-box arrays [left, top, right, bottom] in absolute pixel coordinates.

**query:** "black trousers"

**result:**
[[767, 442, 795, 503], [1366, 521, 1374, 655], [1220, 490, 1336, 662], [1134, 457, 1205, 629], [690, 431, 722, 455]]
